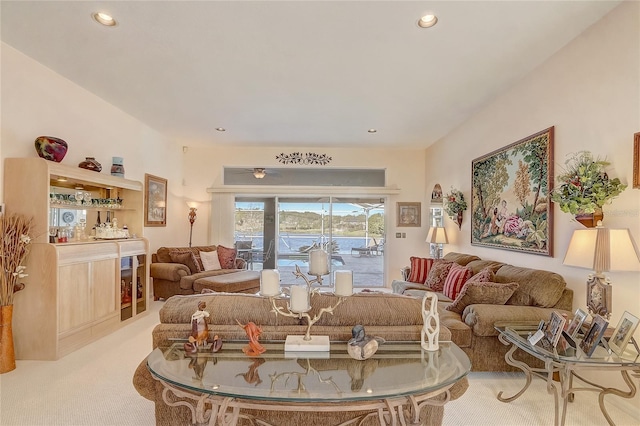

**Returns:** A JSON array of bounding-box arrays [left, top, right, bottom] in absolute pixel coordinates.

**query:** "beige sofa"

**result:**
[[392, 252, 574, 372], [133, 292, 469, 425], [150, 245, 247, 300]]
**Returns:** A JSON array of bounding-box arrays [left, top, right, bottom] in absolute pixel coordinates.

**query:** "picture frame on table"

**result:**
[[579, 315, 609, 357], [397, 202, 421, 227], [566, 308, 588, 338], [608, 311, 640, 356], [470, 127, 554, 256], [144, 173, 168, 227], [544, 311, 566, 347]]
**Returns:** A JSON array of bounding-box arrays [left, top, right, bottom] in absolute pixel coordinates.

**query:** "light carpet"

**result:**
[[1, 300, 638, 425]]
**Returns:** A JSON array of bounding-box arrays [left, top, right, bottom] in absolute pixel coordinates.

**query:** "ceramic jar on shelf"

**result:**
[[78, 157, 102, 172], [111, 157, 125, 177]]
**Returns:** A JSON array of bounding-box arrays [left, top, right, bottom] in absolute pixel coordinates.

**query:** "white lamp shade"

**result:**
[[426, 227, 449, 244], [563, 227, 640, 272]]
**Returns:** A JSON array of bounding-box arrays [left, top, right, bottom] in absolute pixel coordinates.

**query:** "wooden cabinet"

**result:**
[[3, 158, 150, 360]]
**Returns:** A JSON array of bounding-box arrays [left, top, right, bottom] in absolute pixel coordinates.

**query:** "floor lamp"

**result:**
[[426, 226, 448, 259], [188, 207, 197, 247], [563, 223, 640, 319]]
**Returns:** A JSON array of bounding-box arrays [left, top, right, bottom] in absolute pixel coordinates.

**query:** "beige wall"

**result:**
[[0, 43, 185, 252], [426, 0, 640, 371]]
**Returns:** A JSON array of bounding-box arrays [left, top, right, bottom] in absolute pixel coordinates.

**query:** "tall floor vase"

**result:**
[[0, 304, 16, 373]]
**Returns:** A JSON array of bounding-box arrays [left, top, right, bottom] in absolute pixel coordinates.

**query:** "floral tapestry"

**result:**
[[471, 127, 554, 256]]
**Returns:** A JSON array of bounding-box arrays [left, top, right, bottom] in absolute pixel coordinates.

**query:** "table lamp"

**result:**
[[563, 222, 640, 319], [426, 226, 448, 259]]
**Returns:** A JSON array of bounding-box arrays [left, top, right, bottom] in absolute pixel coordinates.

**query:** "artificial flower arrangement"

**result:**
[[444, 188, 468, 219], [550, 151, 626, 215], [1, 213, 34, 306]]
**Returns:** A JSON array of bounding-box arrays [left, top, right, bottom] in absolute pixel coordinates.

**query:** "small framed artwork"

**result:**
[[144, 173, 168, 227], [544, 311, 566, 347], [566, 308, 588, 338], [579, 315, 609, 357], [608, 311, 640, 356], [397, 202, 421, 227], [633, 132, 639, 189]]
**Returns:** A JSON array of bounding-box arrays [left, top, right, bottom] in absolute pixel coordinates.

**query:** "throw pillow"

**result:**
[[446, 281, 520, 314], [424, 259, 454, 293], [217, 245, 237, 269], [407, 257, 434, 283], [200, 250, 222, 271], [169, 251, 202, 274], [442, 263, 473, 300], [467, 267, 495, 283]]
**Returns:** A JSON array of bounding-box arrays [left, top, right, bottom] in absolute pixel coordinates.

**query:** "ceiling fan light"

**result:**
[[253, 168, 266, 179]]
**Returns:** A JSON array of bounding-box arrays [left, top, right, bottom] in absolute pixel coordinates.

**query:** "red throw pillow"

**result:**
[[425, 259, 454, 293], [217, 245, 237, 269], [443, 263, 473, 300], [407, 257, 434, 283]]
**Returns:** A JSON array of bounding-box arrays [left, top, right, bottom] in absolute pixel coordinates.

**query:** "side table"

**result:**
[[496, 323, 640, 426]]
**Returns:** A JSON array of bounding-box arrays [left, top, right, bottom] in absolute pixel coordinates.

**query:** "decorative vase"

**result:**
[[110, 157, 125, 178], [78, 157, 102, 172], [575, 208, 604, 228], [456, 211, 463, 229], [0, 305, 16, 374], [34, 136, 68, 162]]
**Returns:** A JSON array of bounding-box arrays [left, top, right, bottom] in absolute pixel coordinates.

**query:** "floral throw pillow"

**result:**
[[446, 281, 519, 314], [424, 260, 454, 293], [216, 245, 237, 269], [169, 251, 202, 274], [467, 267, 495, 283], [407, 257, 434, 284]]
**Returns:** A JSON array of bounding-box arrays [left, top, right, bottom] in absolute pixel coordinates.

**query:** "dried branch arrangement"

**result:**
[[1, 213, 34, 306]]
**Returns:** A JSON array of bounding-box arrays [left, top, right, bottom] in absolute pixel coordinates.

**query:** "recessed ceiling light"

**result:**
[[216, 127, 226, 132], [93, 12, 117, 27], [417, 14, 438, 28], [368, 129, 377, 133]]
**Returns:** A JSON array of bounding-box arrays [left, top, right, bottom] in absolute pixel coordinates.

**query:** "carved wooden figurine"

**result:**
[[237, 320, 266, 356], [421, 292, 440, 351], [184, 301, 210, 353]]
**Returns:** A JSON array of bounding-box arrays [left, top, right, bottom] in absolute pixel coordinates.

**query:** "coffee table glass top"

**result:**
[[496, 323, 640, 366], [147, 341, 470, 403]]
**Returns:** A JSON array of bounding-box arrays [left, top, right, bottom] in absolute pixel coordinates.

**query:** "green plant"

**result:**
[[444, 188, 467, 219], [550, 151, 626, 214]]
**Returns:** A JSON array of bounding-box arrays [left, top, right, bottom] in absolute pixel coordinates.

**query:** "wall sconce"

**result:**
[[187, 204, 198, 247], [563, 223, 640, 319]]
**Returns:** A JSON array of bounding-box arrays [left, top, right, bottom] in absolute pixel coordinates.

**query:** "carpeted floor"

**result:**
[[0, 300, 638, 425]]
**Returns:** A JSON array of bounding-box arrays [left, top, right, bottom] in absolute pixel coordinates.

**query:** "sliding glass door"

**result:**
[[235, 196, 385, 288]]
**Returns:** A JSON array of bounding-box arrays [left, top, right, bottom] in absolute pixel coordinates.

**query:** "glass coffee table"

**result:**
[[496, 323, 640, 426], [147, 340, 470, 426]]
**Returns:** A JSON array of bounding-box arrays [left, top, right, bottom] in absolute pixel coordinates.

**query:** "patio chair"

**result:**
[[251, 239, 275, 266], [351, 238, 379, 257]]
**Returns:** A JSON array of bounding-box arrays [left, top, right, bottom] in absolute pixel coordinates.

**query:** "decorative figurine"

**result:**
[[184, 301, 210, 353], [236, 358, 266, 386], [421, 292, 440, 351], [347, 325, 384, 360], [237, 320, 266, 356]]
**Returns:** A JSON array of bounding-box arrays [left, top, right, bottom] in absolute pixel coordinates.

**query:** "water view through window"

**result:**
[[235, 197, 385, 287]]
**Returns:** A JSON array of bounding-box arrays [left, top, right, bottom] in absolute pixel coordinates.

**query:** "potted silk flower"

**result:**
[[444, 188, 468, 229], [0, 213, 34, 373], [550, 151, 626, 227]]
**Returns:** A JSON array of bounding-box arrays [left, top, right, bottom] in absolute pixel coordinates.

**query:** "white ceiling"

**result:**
[[0, 1, 621, 149]]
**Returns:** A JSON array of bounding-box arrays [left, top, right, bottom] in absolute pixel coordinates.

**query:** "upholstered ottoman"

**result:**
[[193, 270, 260, 293]]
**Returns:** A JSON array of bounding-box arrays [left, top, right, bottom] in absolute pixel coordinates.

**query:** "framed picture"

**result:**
[[608, 311, 640, 356], [471, 127, 554, 256], [544, 311, 566, 347], [566, 308, 588, 338], [144, 173, 167, 227], [397, 202, 421, 227], [579, 315, 609, 357], [633, 132, 639, 189]]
